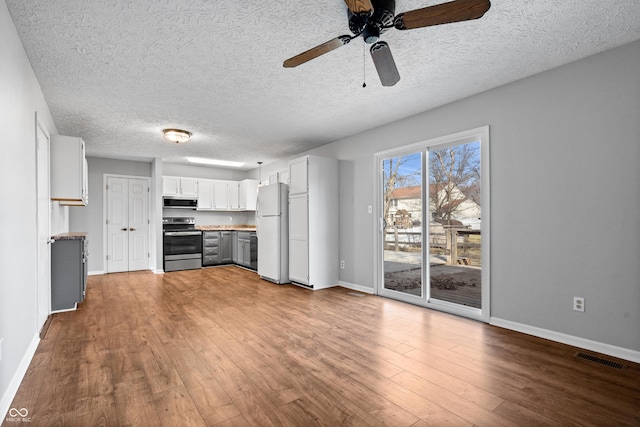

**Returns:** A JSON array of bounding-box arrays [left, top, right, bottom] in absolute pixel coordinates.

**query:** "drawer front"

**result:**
[[204, 247, 219, 256], [204, 239, 219, 247], [203, 255, 219, 266]]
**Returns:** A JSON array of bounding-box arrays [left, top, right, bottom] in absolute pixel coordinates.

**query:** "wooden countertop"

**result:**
[[52, 232, 87, 240], [196, 225, 256, 232]]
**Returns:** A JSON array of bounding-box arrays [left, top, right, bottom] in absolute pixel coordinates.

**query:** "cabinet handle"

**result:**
[[129, 228, 136, 231], [121, 228, 127, 231]]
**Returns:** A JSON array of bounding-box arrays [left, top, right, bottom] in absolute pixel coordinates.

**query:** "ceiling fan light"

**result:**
[[163, 128, 192, 143]]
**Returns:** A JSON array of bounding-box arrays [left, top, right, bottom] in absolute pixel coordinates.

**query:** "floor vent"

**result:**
[[574, 352, 626, 370], [347, 292, 365, 297]]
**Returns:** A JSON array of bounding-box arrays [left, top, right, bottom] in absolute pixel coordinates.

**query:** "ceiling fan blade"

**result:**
[[344, 0, 374, 15], [394, 0, 490, 30], [283, 35, 352, 68], [370, 41, 400, 87]]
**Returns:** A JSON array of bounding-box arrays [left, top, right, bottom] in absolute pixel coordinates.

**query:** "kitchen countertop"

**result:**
[[52, 232, 87, 240], [197, 225, 256, 232]]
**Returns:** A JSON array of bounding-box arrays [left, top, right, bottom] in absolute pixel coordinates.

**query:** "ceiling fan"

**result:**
[[283, 0, 491, 86]]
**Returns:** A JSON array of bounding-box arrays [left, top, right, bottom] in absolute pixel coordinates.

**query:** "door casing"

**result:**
[[373, 126, 491, 322]]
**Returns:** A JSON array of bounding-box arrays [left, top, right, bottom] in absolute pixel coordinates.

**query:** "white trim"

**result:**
[[88, 270, 104, 276], [103, 174, 151, 274], [0, 335, 39, 420], [338, 281, 375, 294], [490, 317, 640, 364], [154, 269, 165, 274], [373, 126, 491, 321], [311, 283, 337, 291]]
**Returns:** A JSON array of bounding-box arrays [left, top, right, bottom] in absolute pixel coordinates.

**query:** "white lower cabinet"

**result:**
[[288, 193, 309, 284]]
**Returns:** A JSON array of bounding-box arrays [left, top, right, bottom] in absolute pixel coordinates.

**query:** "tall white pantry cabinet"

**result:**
[[288, 155, 339, 289]]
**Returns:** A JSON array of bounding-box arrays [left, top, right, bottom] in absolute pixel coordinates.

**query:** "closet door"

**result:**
[[107, 176, 149, 272]]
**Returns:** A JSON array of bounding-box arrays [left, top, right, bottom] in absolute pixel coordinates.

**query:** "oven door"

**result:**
[[163, 231, 203, 257]]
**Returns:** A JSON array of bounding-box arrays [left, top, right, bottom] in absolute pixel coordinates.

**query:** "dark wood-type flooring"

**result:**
[[5, 267, 640, 426]]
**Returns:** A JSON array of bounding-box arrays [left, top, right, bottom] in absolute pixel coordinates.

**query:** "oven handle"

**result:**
[[164, 231, 202, 236]]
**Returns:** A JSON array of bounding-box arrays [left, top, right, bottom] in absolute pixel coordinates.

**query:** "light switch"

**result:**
[[367, 205, 372, 214]]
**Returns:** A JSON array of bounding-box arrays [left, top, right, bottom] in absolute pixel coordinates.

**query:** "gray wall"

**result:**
[[305, 40, 640, 353], [69, 157, 152, 272]]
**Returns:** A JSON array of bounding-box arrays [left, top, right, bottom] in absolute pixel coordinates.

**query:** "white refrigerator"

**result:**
[[257, 183, 289, 284]]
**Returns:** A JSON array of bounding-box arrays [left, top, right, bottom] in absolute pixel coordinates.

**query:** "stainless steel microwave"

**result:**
[[163, 197, 197, 209]]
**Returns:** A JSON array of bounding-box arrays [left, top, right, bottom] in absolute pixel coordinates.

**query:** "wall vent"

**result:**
[[574, 352, 626, 370]]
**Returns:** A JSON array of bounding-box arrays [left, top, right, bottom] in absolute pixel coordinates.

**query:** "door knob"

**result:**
[[129, 228, 136, 231], [121, 228, 127, 231]]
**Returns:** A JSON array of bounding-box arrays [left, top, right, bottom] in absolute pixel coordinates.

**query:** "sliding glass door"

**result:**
[[381, 151, 424, 300], [376, 127, 489, 321]]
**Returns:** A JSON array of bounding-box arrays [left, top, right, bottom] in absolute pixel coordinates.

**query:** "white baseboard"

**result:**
[[490, 317, 640, 364], [88, 270, 104, 276], [153, 269, 164, 274], [338, 281, 375, 294], [0, 334, 39, 420]]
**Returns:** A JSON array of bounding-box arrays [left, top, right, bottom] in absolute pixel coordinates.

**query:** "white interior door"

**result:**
[[128, 178, 149, 271], [107, 177, 129, 272], [107, 176, 149, 272], [36, 118, 51, 330]]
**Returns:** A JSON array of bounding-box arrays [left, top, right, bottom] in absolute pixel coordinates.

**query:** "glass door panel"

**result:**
[[428, 141, 482, 308], [382, 152, 423, 298]]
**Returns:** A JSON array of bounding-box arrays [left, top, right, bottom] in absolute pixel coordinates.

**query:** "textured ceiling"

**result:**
[[6, 0, 640, 169]]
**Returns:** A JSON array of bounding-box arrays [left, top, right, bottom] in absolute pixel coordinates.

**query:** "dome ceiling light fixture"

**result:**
[[163, 128, 192, 143]]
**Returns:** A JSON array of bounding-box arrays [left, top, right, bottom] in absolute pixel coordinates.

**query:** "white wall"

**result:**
[[0, 0, 60, 415], [307, 40, 640, 356]]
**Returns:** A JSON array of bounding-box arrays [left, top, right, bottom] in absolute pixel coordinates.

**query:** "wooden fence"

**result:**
[[384, 226, 481, 266]]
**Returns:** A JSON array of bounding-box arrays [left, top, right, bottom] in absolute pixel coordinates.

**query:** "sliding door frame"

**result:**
[[374, 126, 491, 322]]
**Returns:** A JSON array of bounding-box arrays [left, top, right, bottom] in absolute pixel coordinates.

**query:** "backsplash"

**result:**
[[162, 209, 256, 226]]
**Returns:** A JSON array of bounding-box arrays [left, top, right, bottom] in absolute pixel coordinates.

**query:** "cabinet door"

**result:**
[[228, 182, 240, 210], [239, 179, 258, 210], [163, 176, 180, 196], [289, 193, 309, 284], [289, 157, 308, 195], [221, 232, 232, 263], [197, 179, 214, 210], [278, 170, 290, 185], [213, 181, 229, 209], [242, 239, 251, 267], [180, 178, 198, 197]]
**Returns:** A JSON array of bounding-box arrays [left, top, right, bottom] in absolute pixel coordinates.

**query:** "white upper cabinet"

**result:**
[[228, 181, 240, 210], [163, 176, 198, 197], [239, 179, 258, 211], [51, 135, 88, 206], [197, 179, 214, 210], [288, 157, 308, 195], [213, 180, 230, 210], [268, 170, 289, 186]]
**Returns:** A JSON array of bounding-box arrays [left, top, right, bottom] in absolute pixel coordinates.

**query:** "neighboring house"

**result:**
[[387, 185, 481, 229]]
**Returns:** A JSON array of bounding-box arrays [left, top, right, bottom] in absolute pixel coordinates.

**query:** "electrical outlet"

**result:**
[[573, 297, 585, 312], [368, 205, 372, 214], [340, 260, 345, 269]]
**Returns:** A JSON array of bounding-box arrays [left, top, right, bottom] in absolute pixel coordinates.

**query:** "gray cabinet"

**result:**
[[203, 231, 221, 266], [237, 231, 257, 270], [51, 237, 87, 311], [221, 231, 233, 263], [203, 231, 233, 266]]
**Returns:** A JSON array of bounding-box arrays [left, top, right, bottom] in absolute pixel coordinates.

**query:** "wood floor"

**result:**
[[5, 267, 640, 426]]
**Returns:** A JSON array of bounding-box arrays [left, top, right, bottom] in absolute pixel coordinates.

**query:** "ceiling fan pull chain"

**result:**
[[362, 41, 367, 88]]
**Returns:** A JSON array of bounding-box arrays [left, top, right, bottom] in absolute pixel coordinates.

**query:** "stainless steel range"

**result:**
[[163, 217, 202, 272]]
